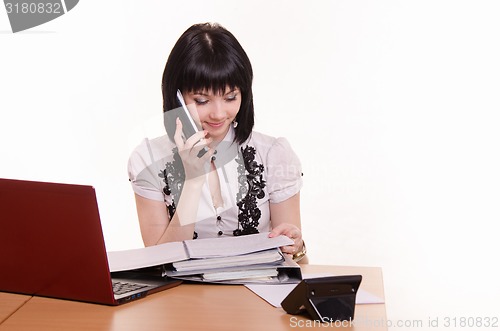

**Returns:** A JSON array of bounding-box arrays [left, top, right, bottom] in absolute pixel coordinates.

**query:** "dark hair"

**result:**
[[162, 23, 254, 144]]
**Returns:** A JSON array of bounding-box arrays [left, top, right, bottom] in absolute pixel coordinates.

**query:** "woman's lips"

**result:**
[[206, 121, 225, 128]]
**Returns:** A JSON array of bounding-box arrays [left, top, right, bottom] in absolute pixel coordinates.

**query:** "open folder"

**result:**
[[107, 232, 302, 284]]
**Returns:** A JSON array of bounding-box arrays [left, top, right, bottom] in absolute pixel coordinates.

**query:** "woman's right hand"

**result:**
[[173, 117, 214, 180]]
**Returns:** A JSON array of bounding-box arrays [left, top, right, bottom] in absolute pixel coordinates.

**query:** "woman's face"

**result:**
[[183, 87, 241, 144]]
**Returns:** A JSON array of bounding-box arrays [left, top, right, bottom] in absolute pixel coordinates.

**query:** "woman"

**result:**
[[128, 23, 306, 262]]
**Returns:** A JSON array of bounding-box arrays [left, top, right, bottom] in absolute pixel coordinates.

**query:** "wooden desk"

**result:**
[[0, 265, 387, 330], [0, 293, 31, 324]]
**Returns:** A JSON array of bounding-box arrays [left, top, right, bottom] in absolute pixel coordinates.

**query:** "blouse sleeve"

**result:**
[[266, 137, 303, 203], [127, 139, 166, 202]]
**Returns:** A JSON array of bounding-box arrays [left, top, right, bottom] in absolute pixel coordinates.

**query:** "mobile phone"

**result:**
[[174, 89, 208, 157], [175, 89, 202, 140]]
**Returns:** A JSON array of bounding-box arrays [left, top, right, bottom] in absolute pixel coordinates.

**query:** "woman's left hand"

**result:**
[[269, 223, 303, 256]]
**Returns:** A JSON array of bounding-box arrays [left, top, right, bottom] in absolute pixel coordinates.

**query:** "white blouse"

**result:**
[[127, 126, 302, 239]]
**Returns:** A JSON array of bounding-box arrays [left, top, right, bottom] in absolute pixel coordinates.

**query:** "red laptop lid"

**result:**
[[0, 178, 115, 304]]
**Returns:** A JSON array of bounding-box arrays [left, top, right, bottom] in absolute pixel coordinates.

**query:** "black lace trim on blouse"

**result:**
[[158, 147, 184, 220], [158, 145, 266, 239], [233, 145, 265, 236]]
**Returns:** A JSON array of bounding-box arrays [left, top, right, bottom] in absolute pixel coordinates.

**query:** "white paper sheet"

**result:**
[[245, 273, 384, 308], [107, 241, 188, 272], [185, 232, 293, 258]]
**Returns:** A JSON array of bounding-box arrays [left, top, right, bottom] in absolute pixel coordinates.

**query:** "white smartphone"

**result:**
[[174, 89, 208, 157], [175, 89, 201, 140]]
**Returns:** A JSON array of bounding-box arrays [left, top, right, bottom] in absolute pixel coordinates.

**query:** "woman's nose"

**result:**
[[208, 100, 225, 119]]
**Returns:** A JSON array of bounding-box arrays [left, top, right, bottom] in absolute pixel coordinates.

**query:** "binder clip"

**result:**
[[281, 275, 362, 322]]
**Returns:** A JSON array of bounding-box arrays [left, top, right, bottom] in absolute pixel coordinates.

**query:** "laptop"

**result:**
[[0, 178, 181, 305]]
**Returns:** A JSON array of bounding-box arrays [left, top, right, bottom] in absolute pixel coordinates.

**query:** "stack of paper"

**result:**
[[172, 248, 284, 272], [107, 232, 303, 284], [203, 268, 279, 282]]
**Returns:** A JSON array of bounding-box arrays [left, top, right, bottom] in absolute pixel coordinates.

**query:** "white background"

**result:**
[[1, 1, 499, 329]]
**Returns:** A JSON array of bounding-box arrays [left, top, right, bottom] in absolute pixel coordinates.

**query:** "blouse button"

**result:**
[[216, 216, 222, 221], [218, 231, 223, 236]]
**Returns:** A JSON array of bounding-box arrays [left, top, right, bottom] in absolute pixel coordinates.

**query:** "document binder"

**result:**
[[108, 232, 302, 284]]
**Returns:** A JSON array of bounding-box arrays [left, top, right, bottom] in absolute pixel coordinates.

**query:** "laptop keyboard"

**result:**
[[112, 281, 149, 295]]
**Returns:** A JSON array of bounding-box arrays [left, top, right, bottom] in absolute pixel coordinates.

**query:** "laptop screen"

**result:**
[[0, 178, 115, 304]]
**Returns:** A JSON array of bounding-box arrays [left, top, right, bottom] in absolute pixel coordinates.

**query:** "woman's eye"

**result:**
[[194, 98, 209, 105], [226, 94, 238, 102]]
